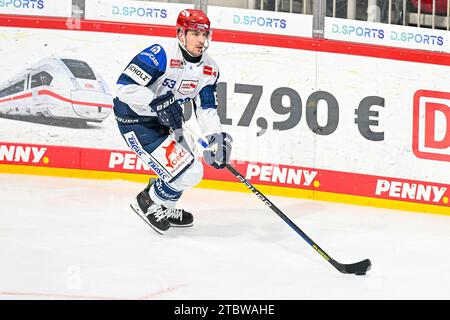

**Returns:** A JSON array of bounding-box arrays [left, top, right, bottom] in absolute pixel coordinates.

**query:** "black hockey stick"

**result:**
[[184, 125, 371, 275], [224, 163, 371, 275]]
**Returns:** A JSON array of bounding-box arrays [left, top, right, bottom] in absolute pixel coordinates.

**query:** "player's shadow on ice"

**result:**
[[0, 114, 103, 129]]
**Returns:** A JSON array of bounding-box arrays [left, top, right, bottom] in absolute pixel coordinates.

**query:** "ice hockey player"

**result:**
[[113, 9, 232, 234]]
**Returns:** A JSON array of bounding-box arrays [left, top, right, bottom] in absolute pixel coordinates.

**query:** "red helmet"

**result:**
[[176, 9, 211, 33]]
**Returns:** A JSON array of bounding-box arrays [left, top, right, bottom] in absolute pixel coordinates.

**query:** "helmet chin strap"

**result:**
[[177, 30, 209, 57]]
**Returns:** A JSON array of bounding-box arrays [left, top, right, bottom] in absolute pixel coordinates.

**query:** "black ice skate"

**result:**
[[130, 186, 170, 235], [137, 178, 194, 228], [165, 207, 194, 227]]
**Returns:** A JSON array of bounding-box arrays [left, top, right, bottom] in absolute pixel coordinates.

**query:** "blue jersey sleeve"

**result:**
[[198, 78, 218, 110], [117, 44, 167, 87]]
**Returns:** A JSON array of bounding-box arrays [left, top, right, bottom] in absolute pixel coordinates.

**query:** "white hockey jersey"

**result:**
[[115, 40, 222, 135]]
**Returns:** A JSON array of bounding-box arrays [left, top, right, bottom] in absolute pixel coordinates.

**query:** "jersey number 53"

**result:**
[[162, 78, 176, 89]]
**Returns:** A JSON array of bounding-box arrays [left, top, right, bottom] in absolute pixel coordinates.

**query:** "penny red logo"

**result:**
[[413, 90, 450, 162], [203, 66, 217, 77], [375, 179, 447, 204], [170, 59, 183, 69], [0, 144, 47, 164]]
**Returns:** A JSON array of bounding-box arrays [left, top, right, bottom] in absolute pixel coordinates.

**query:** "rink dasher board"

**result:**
[[0, 15, 448, 215], [0, 142, 448, 215]]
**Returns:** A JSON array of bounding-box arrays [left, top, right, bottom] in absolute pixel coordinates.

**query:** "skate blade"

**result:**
[[130, 202, 166, 235], [170, 223, 194, 228]]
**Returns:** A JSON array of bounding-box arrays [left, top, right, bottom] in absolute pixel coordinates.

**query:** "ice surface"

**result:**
[[1, 173, 449, 300]]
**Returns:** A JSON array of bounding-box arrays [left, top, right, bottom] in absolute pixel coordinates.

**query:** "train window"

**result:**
[[61, 59, 96, 80], [31, 71, 53, 88], [0, 80, 24, 98]]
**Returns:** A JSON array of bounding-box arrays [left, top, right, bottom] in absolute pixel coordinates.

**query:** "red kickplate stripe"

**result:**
[[0, 142, 448, 208]]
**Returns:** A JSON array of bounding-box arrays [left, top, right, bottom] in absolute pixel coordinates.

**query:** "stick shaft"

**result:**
[[224, 163, 334, 264], [184, 124, 371, 275], [184, 125, 335, 265]]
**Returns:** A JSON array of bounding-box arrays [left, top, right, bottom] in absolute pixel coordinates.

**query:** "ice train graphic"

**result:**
[[0, 57, 113, 124]]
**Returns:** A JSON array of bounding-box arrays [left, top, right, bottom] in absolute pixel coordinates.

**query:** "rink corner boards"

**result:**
[[0, 163, 448, 217]]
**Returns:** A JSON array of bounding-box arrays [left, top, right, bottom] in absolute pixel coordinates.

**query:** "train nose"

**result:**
[[70, 90, 113, 120]]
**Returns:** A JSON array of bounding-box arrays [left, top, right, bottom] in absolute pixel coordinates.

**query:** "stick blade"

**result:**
[[332, 258, 372, 275]]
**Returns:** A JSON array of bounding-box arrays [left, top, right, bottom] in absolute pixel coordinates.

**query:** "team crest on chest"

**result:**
[[178, 80, 199, 95]]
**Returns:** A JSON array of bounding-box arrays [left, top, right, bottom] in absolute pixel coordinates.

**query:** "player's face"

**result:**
[[184, 30, 209, 57]]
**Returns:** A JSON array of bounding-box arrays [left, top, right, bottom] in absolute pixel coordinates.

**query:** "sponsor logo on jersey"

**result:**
[[170, 59, 184, 69], [163, 140, 188, 169], [139, 52, 160, 67], [0, 144, 47, 163], [177, 97, 191, 105], [203, 66, 217, 77], [123, 63, 152, 86], [150, 45, 161, 54], [177, 80, 199, 95], [147, 137, 193, 181]]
